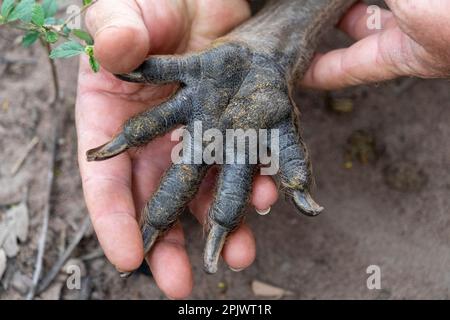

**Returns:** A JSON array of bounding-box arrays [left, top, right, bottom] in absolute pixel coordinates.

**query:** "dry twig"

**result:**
[[79, 247, 104, 261], [36, 215, 91, 295], [10, 136, 40, 176], [26, 44, 63, 300]]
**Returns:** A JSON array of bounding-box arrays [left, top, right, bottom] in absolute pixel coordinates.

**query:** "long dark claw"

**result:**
[[276, 118, 321, 216], [86, 133, 129, 162], [142, 224, 160, 253], [204, 164, 255, 273], [115, 69, 147, 83], [203, 222, 229, 274], [118, 224, 160, 278], [121, 164, 206, 277], [114, 55, 198, 85], [292, 190, 324, 217]]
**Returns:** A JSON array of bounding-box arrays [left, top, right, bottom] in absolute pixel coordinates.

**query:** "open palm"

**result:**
[[75, 0, 277, 299]]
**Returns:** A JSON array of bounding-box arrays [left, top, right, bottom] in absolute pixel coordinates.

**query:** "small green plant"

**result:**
[[0, 0, 99, 72]]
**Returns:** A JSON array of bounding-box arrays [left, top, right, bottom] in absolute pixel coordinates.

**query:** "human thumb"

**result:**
[[85, 0, 150, 74]]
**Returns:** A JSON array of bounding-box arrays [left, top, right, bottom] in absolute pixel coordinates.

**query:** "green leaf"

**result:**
[[49, 40, 85, 59], [84, 44, 93, 56], [44, 30, 58, 43], [43, 16, 63, 25], [8, 0, 35, 22], [31, 3, 44, 26], [84, 45, 99, 72], [62, 25, 71, 36], [43, 16, 55, 24], [42, 0, 56, 18], [22, 30, 39, 47], [1, 0, 16, 19], [82, 0, 92, 6], [89, 55, 100, 72], [72, 29, 93, 45]]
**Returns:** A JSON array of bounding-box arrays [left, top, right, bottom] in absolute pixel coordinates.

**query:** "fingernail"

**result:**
[[229, 267, 245, 272], [116, 267, 133, 278], [256, 207, 271, 216], [119, 271, 133, 278]]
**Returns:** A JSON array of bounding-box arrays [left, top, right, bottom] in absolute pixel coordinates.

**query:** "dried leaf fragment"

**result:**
[[0, 201, 29, 258], [251, 280, 294, 299]]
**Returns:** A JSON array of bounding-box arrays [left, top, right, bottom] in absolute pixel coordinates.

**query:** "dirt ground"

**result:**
[[1, 5, 450, 300]]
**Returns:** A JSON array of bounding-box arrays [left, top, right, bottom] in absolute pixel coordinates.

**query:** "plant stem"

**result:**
[[45, 42, 60, 104], [61, 0, 98, 30], [27, 41, 63, 300]]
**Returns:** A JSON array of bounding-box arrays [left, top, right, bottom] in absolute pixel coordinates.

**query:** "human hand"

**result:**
[[76, 0, 278, 299], [302, 0, 450, 90]]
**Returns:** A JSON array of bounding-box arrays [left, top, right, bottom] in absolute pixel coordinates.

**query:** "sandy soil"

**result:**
[[1, 3, 449, 300]]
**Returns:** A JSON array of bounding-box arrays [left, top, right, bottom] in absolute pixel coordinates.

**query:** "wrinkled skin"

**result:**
[[87, 41, 318, 274], [86, 0, 355, 275]]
